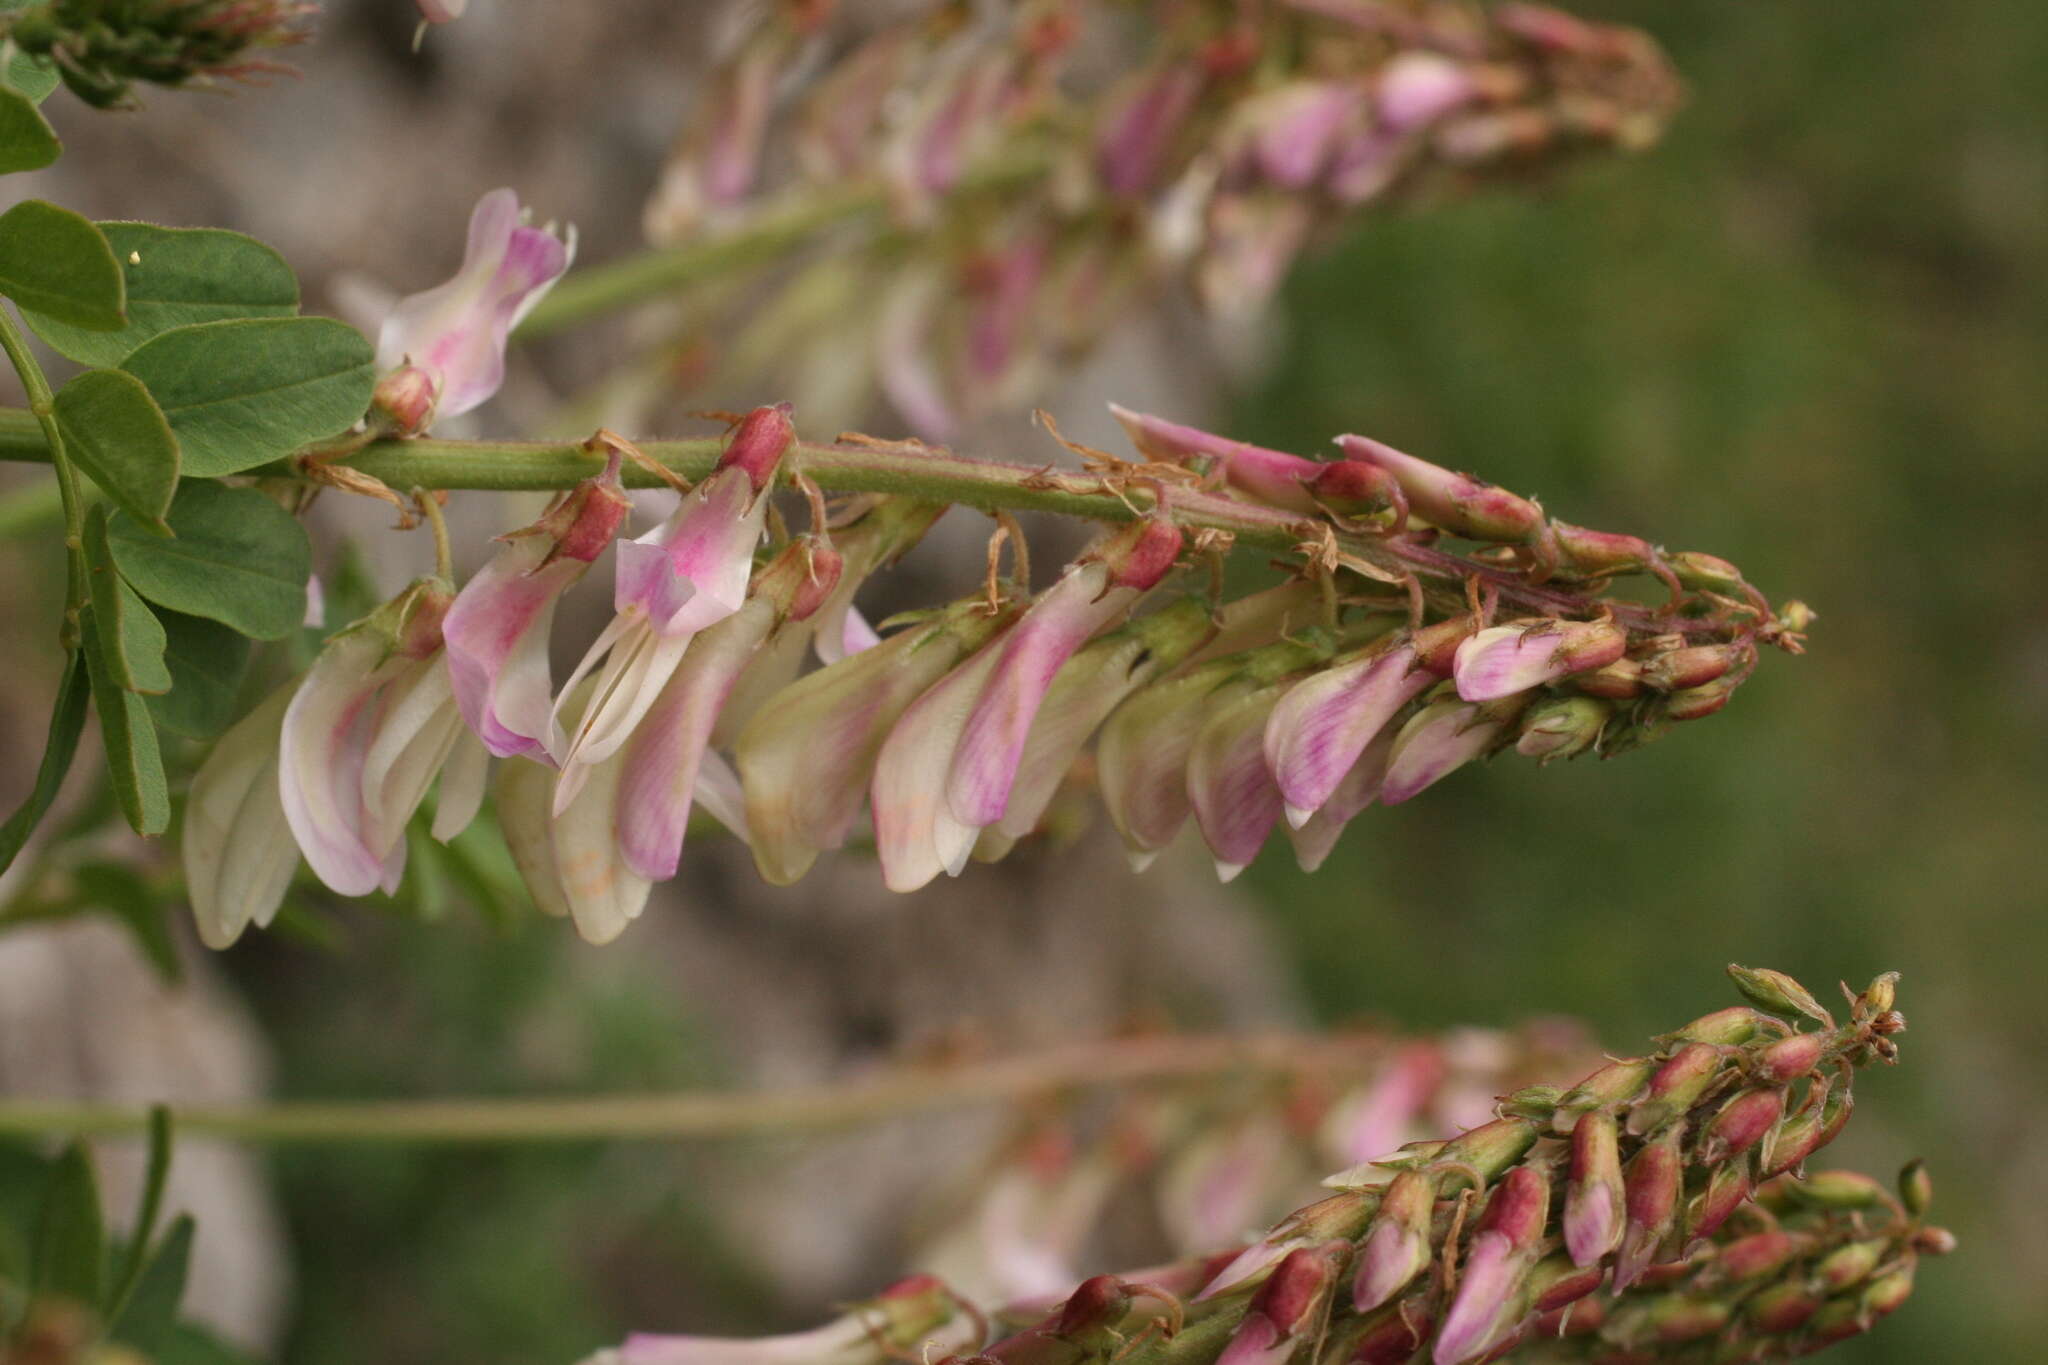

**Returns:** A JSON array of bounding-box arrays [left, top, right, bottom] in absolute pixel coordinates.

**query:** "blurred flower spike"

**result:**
[[0, 0, 317, 105], [374, 188, 575, 431]]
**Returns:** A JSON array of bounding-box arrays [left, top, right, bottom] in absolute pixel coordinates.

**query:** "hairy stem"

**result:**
[[0, 408, 1744, 638], [0, 1031, 1396, 1145], [0, 309, 89, 649]]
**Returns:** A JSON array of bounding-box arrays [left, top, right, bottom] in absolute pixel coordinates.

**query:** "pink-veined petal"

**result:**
[[432, 730, 490, 842], [1187, 682, 1286, 881], [444, 537, 582, 760], [1380, 698, 1506, 805], [1264, 642, 1433, 819], [615, 601, 773, 880], [1096, 661, 1236, 858], [279, 630, 397, 897], [871, 646, 1005, 893]]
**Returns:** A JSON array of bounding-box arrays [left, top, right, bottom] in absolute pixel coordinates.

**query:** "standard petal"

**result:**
[[444, 539, 580, 760], [555, 627, 696, 798], [736, 614, 979, 886], [1187, 681, 1286, 881], [1283, 722, 1397, 873], [872, 645, 1004, 893], [944, 564, 1121, 829], [1380, 697, 1508, 805], [1264, 642, 1432, 819], [279, 629, 397, 897], [615, 601, 773, 880], [431, 730, 490, 842]]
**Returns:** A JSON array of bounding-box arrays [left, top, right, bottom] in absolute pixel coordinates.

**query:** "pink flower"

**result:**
[[1433, 1168, 1548, 1365], [871, 518, 1182, 892], [278, 578, 485, 898], [1451, 620, 1627, 702], [1187, 679, 1291, 883], [1263, 636, 1438, 827], [1379, 693, 1520, 805], [1095, 657, 1237, 869], [1375, 54, 1478, 133], [375, 189, 574, 424], [1157, 1116, 1292, 1254], [736, 598, 1014, 887], [1097, 63, 1204, 196], [1232, 81, 1363, 190], [553, 406, 793, 805], [613, 539, 843, 882], [443, 454, 630, 761], [1216, 1245, 1342, 1365]]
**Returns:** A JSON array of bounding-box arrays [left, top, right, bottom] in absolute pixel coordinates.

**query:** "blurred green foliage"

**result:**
[[1237, 1, 2047, 1359]]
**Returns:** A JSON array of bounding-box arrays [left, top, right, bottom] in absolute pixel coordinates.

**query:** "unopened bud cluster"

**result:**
[[580, 969, 1940, 1365], [1, 0, 315, 106], [184, 402, 1807, 946], [637, 0, 1683, 436]]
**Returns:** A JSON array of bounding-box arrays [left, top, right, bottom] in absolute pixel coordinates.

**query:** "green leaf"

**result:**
[[31, 1142, 105, 1308], [0, 199, 123, 328], [5, 47, 59, 103], [105, 481, 310, 640], [85, 507, 173, 694], [77, 860, 181, 984], [105, 1106, 175, 1321], [0, 650, 89, 876], [120, 317, 374, 476], [53, 368, 181, 526], [109, 1215, 193, 1356], [82, 606, 171, 836], [0, 82, 59, 173], [24, 223, 300, 367], [148, 610, 255, 740]]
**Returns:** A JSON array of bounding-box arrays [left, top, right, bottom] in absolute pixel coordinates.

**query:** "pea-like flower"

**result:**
[[373, 188, 574, 431]]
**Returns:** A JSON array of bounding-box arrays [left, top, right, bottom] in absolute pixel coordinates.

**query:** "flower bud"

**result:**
[[1513, 695, 1608, 762], [1452, 620, 1627, 703], [1665, 674, 1740, 720], [370, 363, 441, 437], [1638, 644, 1741, 691], [1667, 551, 1747, 594], [1898, 1158, 1933, 1218], [1432, 1169, 1546, 1364], [1753, 1031, 1828, 1084], [1745, 1280, 1821, 1334], [1550, 522, 1656, 579], [1814, 1239, 1889, 1294], [1664, 1006, 1772, 1046], [1614, 1124, 1683, 1291], [1624, 1043, 1726, 1137], [1699, 1087, 1785, 1164], [1563, 1111, 1624, 1266], [1335, 434, 1546, 544], [1783, 1170, 1890, 1211], [1527, 1256, 1605, 1313], [1554, 1057, 1655, 1132], [1714, 1229, 1801, 1283], [717, 403, 797, 492], [1726, 965, 1834, 1027], [1571, 656, 1643, 699], [1307, 459, 1402, 518], [1352, 1170, 1434, 1311], [1344, 1301, 1431, 1365], [1097, 515, 1185, 590], [1433, 1117, 1540, 1188], [1685, 1162, 1751, 1244]]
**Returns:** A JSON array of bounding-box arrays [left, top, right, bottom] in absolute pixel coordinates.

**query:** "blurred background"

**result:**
[[1, 1, 2043, 1362]]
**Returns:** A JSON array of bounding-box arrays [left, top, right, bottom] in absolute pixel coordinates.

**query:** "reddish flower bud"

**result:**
[[1625, 1043, 1727, 1137], [1745, 1280, 1821, 1334], [370, 362, 441, 437], [1665, 1006, 1773, 1046], [1353, 1170, 1434, 1311], [1307, 459, 1402, 517], [1685, 1162, 1751, 1244], [1550, 521, 1656, 578], [1814, 1239, 1889, 1294], [1452, 620, 1627, 703], [1700, 1087, 1785, 1164], [1754, 1031, 1828, 1085], [1665, 675, 1740, 721], [1100, 516, 1185, 590], [1571, 656, 1643, 699], [1715, 1230, 1802, 1283], [1638, 644, 1742, 692], [716, 403, 796, 491], [1613, 1124, 1683, 1291], [1336, 434, 1547, 544], [1564, 1111, 1624, 1266]]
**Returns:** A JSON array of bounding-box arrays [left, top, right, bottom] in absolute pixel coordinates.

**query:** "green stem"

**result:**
[[514, 149, 1056, 340], [0, 1032, 1392, 1145], [0, 307, 87, 649], [0, 411, 1739, 636]]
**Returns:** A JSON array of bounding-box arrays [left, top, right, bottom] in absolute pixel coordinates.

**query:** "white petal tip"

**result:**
[[1284, 802, 1315, 830], [1213, 860, 1246, 883], [1125, 847, 1160, 874]]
